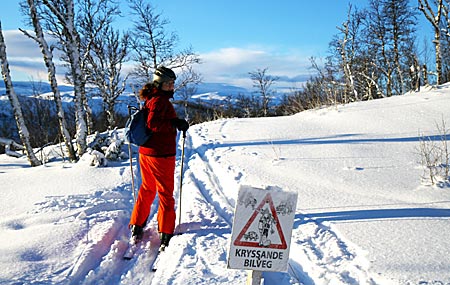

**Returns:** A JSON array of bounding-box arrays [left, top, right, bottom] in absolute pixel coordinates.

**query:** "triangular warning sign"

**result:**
[[233, 193, 287, 249]]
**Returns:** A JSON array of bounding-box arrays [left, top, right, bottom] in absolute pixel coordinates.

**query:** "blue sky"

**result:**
[[0, 0, 431, 89]]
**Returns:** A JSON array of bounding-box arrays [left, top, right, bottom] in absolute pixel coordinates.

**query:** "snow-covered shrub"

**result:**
[[0, 137, 24, 158], [79, 148, 107, 167], [88, 149, 108, 167], [85, 128, 128, 164], [104, 129, 128, 160], [418, 118, 450, 186]]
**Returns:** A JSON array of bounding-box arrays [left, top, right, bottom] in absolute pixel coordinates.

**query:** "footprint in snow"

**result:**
[[344, 166, 364, 171], [19, 248, 45, 262], [5, 221, 25, 230]]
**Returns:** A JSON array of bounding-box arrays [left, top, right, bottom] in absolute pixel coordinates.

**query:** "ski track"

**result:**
[[48, 124, 379, 285], [68, 130, 239, 285], [17, 184, 137, 285], [183, 133, 235, 227], [188, 123, 380, 284], [25, 176, 163, 284], [289, 217, 378, 285], [187, 124, 305, 284], [75, 184, 162, 285]]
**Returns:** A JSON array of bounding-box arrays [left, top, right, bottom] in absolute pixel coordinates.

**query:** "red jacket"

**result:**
[[139, 89, 177, 157]]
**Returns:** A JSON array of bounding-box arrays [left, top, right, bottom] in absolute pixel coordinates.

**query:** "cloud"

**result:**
[[2, 30, 43, 57], [197, 47, 315, 89], [2, 30, 66, 82], [277, 74, 313, 83], [2, 30, 315, 90]]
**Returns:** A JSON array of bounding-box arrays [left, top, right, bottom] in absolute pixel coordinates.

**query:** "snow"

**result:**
[[191, 92, 230, 102], [1, 84, 450, 284]]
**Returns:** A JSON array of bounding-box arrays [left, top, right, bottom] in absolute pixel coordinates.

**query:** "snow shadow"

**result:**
[[0, 162, 31, 169], [296, 207, 450, 226], [214, 134, 447, 149]]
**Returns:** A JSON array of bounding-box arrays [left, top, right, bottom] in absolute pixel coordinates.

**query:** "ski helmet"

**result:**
[[153, 66, 176, 86]]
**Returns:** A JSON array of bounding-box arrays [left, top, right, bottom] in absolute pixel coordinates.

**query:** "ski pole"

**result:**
[[127, 106, 137, 203], [177, 130, 187, 229]]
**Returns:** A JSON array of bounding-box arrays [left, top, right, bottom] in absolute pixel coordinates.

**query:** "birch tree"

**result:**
[[383, 0, 417, 94], [86, 26, 129, 129], [419, 0, 445, 84], [331, 4, 363, 102], [128, 0, 200, 89], [76, 0, 129, 130], [366, 0, 395, 96], [440, 1, 450, 82], [20, 0, 77, 161], [77, 0, 123, 130], [39, 0, 88, 156], [0, 22, 41, 166], [361, 0, 417, 96], [249, 68, 278, 117]]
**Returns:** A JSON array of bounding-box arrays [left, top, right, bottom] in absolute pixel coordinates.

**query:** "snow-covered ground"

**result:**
[[1, 84, 450, 284]]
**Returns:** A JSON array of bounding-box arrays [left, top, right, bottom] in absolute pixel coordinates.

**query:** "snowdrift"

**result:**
[[1, 84, 450, 284]]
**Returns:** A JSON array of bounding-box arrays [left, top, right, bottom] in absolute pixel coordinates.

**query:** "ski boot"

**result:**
[[159, 233, 173, 252], [130, 225, 144, 242]]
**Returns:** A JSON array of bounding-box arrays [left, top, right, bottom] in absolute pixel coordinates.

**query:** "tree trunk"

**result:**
[[22, 0, 77, 162], [419, 0, 444, 84], [434, 31, 442, 85], [422, 64, 429, 86], [42, 0, 88, 156], [338, 7, 358, 102], [0, 22, 41, 166]]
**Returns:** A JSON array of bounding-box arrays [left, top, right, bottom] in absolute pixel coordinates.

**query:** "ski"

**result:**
[[151, 232, 182, 271], [150, 245, 166, 271], [123, 230, 174, 270], [123, 237, 141, 260], [123, 230, 161, 263]]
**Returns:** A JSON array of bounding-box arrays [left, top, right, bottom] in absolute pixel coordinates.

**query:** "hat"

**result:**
[[153, 66, 176, 85]]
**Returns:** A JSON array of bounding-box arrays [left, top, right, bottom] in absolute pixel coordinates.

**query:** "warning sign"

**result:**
[[227, 185, 297, 272]]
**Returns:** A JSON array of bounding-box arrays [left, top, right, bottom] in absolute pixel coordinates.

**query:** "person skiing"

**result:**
[[258, 208, 276, 247], [129, 66, 189, 250]]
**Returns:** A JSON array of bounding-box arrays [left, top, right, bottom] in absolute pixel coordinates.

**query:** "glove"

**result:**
[[172, 118, 189, 132]]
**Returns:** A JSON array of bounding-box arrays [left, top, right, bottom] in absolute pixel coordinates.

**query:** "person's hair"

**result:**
[[139, 83, 156, 100]]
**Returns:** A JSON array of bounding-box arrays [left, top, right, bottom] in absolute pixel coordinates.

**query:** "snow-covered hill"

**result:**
[[0, 81, 250, 139], [1, 84, 450, 284]]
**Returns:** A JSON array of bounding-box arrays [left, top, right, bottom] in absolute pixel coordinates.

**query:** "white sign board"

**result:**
[[227, 185, 297, 272]]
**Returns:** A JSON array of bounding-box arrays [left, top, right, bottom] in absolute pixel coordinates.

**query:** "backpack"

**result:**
[[125, 106, 152, 146]]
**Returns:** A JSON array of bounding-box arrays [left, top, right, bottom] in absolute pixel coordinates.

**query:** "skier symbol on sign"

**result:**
[[234, 193, 287, 249]]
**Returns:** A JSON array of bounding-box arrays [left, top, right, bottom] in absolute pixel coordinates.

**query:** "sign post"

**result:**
[[228, 185, 298, 283]]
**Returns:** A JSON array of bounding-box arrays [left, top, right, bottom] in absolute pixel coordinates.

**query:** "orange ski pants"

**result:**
[[129, 154, 176, 234]]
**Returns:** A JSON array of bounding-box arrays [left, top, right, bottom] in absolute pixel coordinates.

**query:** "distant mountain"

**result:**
[[0, 81, 250, 97], [0, 81, 74, 96], [0, 80, 292, 109], [194, 82, 251, 97], [0, 81, 253, 118], [190, 82, 293, 105]]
